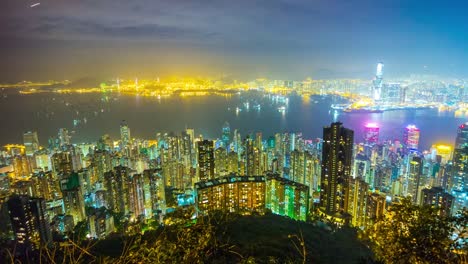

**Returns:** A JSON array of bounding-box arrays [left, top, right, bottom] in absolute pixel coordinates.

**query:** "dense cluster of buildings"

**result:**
[[0, 118, 467, 257]]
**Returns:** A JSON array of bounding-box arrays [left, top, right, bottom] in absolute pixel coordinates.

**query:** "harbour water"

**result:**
[[0, 90, 465, 150]]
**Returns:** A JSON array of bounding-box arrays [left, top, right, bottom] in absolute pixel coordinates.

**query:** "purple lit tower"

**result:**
[[364, 123, 380, 144], [404, 125, 420, 150]]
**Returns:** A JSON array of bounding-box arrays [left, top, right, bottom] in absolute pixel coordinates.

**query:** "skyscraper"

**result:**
[[373, 62, 384, 100], [455, 122, 468, 148], [51, 152, 73, 175], [404, 125, 420, 150], [142, 168, 166, 219], [451, 147, 468, 191], [347, 177, 368, 227], [265, 173, 309, 221], [195, 175, 266, 214], [120, 120, 131, 148], [23, 131, 39, 156], [376, 62, 384, 79], [58, 128, 71, 147], [366, 193, 386, 227], [197, 140, 214, 182], [7, 195, 52, 253], [407, 156, 423, 204], [245, 136, 255, 176], [60, 172, 86, 224], [433, 144, 452, 165], [421, 187, 454, 216], [215, 147, 228, 177], [319, 122, 354, 218], [186, 128, 195, 149], [104, 166, 130, 214], [222, 122, 230, 149], [364, 123, 379, 144]]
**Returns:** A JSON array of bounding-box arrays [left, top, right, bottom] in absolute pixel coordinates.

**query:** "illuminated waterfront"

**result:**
[[0, 89, 465, 150]]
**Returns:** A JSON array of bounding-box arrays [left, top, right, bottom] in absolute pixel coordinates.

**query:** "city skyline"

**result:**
[[2, 1, 468, 81], [1, 1, 468, 262]]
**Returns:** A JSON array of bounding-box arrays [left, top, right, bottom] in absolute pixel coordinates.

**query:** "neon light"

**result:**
[[406, 124, 418, 130], [365, 123, 379, 128]]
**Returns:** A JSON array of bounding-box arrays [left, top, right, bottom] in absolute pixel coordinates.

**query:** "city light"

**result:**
[[1, 0, 468, 261], [365, 123, 379, 128]]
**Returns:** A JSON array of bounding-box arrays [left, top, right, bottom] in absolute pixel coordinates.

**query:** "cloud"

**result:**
[[46, 17, 217, 40]]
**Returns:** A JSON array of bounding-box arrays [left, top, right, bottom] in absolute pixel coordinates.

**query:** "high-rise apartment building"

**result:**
[[23, 131, 39, 156], [347, 177, 368, 227], [120, 120, 131, 148], [7, 195, 52, 253], [421, 187, 454, 216], [319, 122, 354, 218], [60, 172, 86, 224], [407, 156, 423, 204], [58, 128, 71, 147], [195, 175, 266, 214], [265, 173, 309, 221], [197, 140, 214, 182]]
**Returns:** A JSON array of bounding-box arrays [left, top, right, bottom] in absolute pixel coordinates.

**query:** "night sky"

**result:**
[[1, 0, 467, 81]]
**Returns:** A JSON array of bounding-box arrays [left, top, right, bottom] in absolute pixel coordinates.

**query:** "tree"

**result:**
[[72, 220, 89, 242], [368, 197, 466, 264]]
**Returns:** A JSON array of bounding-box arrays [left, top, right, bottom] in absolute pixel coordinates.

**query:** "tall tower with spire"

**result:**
[[373, 62, 384, 100]]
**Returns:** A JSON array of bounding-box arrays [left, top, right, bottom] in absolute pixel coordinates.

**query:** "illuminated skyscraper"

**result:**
[[120, 120, 131, 148], [35, 150, 51, 171], [455, 122, 468, 148], [376, 62, 384, 78], [186, 128, 195, 149], [320, 122, 354, 217], [353, 154, 372, 187], [244, 136, 255, 176], [104, 166, 129, 214], [364, 123, 379, 144], [60, 172, 86, 224], [8, 195, 52, 253], [58, 128, 71, 147], [265, 173, 309, 221], [142, 168, 166, 219], [88, 209, 115, 239], [373, 62, 384, 100], [366, 193, 386, 228], [12, 155, 31, 178], [227, 151, 239, 174], [451, 147, 468, 191], [432, 144, 452, 165], [290, 150, 314, 186], [197, 140, 215, 182], [256, 132, 263, 151], [404, 125, 420, 150], [222, 122, 230, 149], [421, 187, 454, 216], [382, 83, 401, 103], [23, 131, 39, 156], [407, 156, 423, 204], [215, 147, 228, 177], [51, 152, 73, 175], [195, 175, 266, 214], [347, 177, 368, 227]]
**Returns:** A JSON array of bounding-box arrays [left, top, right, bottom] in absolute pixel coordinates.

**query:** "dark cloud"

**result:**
[[23, 16, 219, 41], [0, 0, 468, 81]]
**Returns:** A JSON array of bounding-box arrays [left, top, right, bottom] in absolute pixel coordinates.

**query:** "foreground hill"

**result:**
[[91, 212, 374, 263]]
